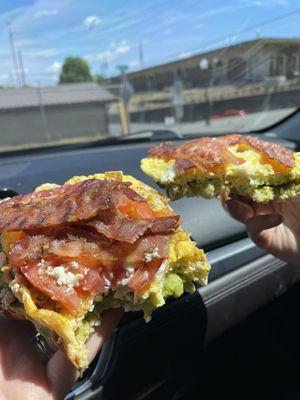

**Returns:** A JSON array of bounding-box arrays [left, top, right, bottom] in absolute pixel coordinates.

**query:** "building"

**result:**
[[110, 38, 300, 92], [0, 83, 117, 149]]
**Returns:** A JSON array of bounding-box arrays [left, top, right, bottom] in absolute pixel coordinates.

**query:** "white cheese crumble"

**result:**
[[70, 261, 79, 269], [144, 247, 160, 263], [163, 164, 177, 183], [37, 259, 46, 268], [47, 266, 83, 290], [117, 265, 135, 286], [103, 275, 111, 291], [9, 282, 20, 295]]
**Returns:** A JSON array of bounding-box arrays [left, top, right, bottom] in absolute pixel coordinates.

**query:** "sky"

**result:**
[[0, 0, 300, 86]]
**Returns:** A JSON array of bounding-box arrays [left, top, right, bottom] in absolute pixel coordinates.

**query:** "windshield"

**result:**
[[1, 0, 300, 151]]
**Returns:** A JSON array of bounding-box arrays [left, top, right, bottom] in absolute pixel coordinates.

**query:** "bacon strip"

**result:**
[[149, 137, 244, 173], [148, 135, 295, 173], [88, 211, 179, 243], [0, 179, 146, 233]]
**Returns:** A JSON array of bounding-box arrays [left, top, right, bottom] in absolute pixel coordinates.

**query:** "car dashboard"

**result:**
[[0, 134, 298, 400]]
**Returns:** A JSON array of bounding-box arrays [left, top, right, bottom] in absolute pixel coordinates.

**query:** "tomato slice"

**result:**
[[20, 259, 83, 315], [118, 198, 156, 219], [128, 258, 163, 293], [75, 268, 106, 296], [118, 198, 176, 219]]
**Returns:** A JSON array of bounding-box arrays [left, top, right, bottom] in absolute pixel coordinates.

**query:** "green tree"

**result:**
[[94, 74, 105, 85], [59, 57, 93, 84]]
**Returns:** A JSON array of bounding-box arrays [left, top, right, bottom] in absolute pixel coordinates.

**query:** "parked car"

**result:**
[[212, 109, 247, 120]]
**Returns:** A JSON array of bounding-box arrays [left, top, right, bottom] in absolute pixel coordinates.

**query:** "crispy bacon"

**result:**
[[220, 134, 295, 171], [0, 179, 144, 233], [175, 158, 196, 172], [148, 137, 244, 173], [148, 134, 295, 173], [88, 211, 179, 243]]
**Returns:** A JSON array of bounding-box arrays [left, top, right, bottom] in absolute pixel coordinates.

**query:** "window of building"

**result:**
[[291, 53, 299, 74], [276, 54, 286, 75], [270, 56, 276, 76]]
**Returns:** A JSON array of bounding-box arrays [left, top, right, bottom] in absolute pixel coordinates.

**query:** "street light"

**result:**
[[199, 57, 212, 125]]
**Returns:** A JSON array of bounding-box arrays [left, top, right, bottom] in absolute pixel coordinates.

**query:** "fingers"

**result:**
[[46, 308, 123, 400], [223, 198, 254, 223], [86, 308, 123, 363], [246, 213, 283, 248]]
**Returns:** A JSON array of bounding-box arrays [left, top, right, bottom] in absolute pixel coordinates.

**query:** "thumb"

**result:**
[[245, 213, 283, 249]]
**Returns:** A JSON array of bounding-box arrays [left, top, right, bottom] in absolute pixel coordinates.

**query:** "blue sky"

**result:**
[[0, 0, 300, 86]]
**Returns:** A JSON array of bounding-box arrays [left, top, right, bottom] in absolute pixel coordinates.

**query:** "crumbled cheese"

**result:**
[[70, 261, 79, 269], [47, 266, 83, 289], [117, 265, 135, 286], [103, 275, 111, 291], [9, 282, 20, 295], [144, 247, 160, 263], [88, 302, 95, 312], [37, 259, 46, 268], [163, 164, 176, 182]]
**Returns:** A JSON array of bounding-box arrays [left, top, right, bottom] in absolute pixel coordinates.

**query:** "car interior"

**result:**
[[1, 1, 300, 399], [0, 112, 300, 399]]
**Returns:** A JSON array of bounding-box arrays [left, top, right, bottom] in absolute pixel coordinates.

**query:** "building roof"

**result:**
[[111, 37, 300, 79], [0, 83, 117, 110]]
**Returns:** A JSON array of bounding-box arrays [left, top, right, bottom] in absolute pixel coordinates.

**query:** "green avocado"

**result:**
[[162, 273, 184, 299]]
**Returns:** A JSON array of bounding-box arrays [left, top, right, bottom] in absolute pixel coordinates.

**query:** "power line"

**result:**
[[126, 7, 300, 71]]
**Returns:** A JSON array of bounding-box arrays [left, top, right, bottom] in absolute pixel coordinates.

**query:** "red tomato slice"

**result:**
[[75, 268, 107, 296], [20, 260, 83, 315], [118, 198, 156, 219], [128, 258, 163, 293]]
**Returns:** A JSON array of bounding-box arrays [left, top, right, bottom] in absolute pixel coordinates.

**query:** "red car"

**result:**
[[212, 109, 247, 120]]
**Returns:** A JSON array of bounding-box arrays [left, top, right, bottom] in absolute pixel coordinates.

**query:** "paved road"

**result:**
[[109, 107, 296, 137]]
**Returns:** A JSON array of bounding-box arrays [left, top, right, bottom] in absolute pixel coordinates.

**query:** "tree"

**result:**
[[94, 74, 105, 85], [59, 57, 93, 84]]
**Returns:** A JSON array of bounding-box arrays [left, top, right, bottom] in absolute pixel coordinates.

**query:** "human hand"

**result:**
[[223, 197, 300, 266], [0, 309, 122, 400]]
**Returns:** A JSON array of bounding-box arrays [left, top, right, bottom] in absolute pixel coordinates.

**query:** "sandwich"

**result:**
[[141, 134, 300, 202], [0, 171, 210, 371]]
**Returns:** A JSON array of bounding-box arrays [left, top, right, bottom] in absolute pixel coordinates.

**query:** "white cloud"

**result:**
[[46, 61, 62, 74], [242, 0, 289, 6], [28, 49, 59, 58], [83, 15, 102, 30], [34, 8, 58, 19], [87, 40, 131, 63], [178, 52, 192, 59], [129, 60, 139, 68]]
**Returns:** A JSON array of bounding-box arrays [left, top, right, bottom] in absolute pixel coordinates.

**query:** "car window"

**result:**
[[0, 0, 300, 152]]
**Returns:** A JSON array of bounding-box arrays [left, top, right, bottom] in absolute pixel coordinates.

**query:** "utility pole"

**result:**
[[116, 65, 133, 136], [6, 21, 21, 87], [138, 40, 144, 69], [18, 50, 26, 87], [37, 83, 50, 141]]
